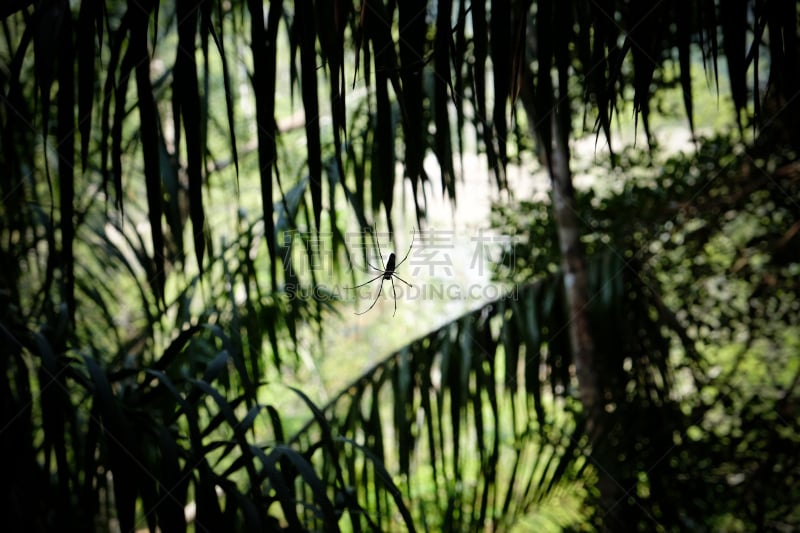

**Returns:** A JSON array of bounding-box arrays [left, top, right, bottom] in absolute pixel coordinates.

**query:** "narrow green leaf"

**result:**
[[221, 259, 255, 399], [346, 123, 368, 227], [175, 0, 206, 273], [247, 0, 282, 293], [206, 4, 239, 178], [553, 0, 573, 143], [33, 0, 60, 140], [76, 0, 96, 171], [362, 0, 402, 228], [721, 0, 748, 127], [55, 6, 76, 325], [373, 77, 395, 230], [273, 445, 340, 528], [238, 404, 263, 436], [190, 378, 259, 484], [446, 326, 463, 478], [275, 175, 308, 233], [675, 7, 695, 136], [491, 0, 511, 170], [519, 286, 546, 428], [627, 1, 664, 145], [92, 218, 157, 331], [500, 446, 522, 516], [534, 0, 554, 155], [35, 331, 70, 509], [286, 386, 345, 490], [545, 432, 581, 497], [258, 448, 303, 530], [158, 135, 185, 264], [434, 0, 455, 201], [453, 1, 467, 169], [395, 348, 412, 476], [417, 346, 440, 488], [153, 325, 202, 372], [111, 18, 135, 212], [199, 0, 212, 169], [265, 404, 285, 442], [398, 0, 428, 215], [219, 478, 263, 529], [195, 463, 225, 530], [200, 348, 230, 385], [297, 0, 323, 232], [137, 434, 160, 533], [587, 0, 615, 156], [84, 355, 137, 533], [699, 0, 720, 93], [144, 370, 192, 423], [339, 437, 417, 533], [131, 6, 167, 305], [323, 1, 350, 234]]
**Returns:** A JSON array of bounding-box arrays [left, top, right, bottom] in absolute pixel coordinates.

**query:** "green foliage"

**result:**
[[3, 0, 799, 531], [289, 244, 703, 529], [0, 190, 418, 530], [492, 133, 800, 529]]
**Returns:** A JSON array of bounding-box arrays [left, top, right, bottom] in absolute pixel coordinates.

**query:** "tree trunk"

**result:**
[[546, 114, 623, 529], [520, 96, 620, 528], [546, 113, 601, 437]]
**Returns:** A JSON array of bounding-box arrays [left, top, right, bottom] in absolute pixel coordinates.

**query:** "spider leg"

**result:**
[[355, 279, 385, 315], [344, 273, 385, 290], [392, 274, 412, 288], [366, 261, 384, 273], [373, 231, 386, 266], [393, 227, 416, 268], [366, 232, 388, 273], [348, 228, 416, 316], [389, 277, 397, 316]]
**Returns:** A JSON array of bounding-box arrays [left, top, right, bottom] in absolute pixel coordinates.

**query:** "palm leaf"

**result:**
[[721, 0, 748, 128], [5, 2, 799, 531], [433, 0, 455, 202], [175, 0, 207, 273], [55, 4, 76, 325], [286, 246, 698, 528], [398, 0, 428, 214], [295, 0, 323, 233], [247, 0, 282, 293], [491, 0, 511, 169]]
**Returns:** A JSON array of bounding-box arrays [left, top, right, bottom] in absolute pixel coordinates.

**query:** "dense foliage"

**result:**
[[492, 134, 800, 529], [2, 0, 798, 531]]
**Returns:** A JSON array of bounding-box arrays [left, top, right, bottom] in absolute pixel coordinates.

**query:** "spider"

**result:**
[[346, 229, 416, 316]]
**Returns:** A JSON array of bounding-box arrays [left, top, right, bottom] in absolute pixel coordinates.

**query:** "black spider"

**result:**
[[346, 230, 415, 316]]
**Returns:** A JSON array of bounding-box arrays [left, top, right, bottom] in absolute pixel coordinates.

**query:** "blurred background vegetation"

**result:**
[[1, 0, 799, 531]]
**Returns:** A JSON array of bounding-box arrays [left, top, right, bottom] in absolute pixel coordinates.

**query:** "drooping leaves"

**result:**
[[399, 0, 428, 215], [295, 0, 323, 233], [55, 1, 76, 324], [433, 0, 455, 202], [175, 0, 206, 273], [721, 0, 748, 129], [627, 1, 667, 145], [76, 0, 99, 171], [7, 0, 793, 315], [491, 0, 511, 169], [361, 0, 401, 231], [248, 0, 282, 293], [289, 250, 688, 529], [117, 0, 168, 305], [675, 1, 696, 136], [3, 2, 799, 531]]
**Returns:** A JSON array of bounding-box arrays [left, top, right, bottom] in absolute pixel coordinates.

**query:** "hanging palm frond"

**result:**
[[288, 249, 696, 529], [3, 1, 800, 530]]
